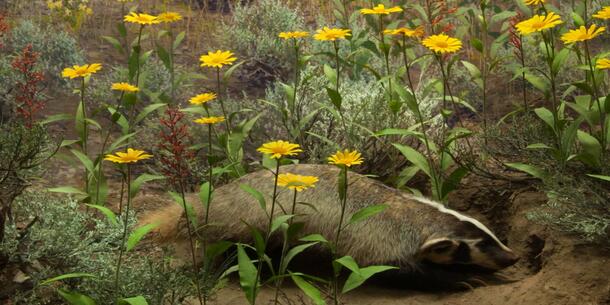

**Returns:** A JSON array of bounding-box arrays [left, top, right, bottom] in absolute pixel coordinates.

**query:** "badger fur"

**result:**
[[141, 164, 519, 275]]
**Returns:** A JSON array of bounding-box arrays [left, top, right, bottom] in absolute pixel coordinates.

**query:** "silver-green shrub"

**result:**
[[9, 20, 84, 84]]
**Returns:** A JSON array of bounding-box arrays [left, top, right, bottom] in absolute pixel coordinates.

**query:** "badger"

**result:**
[[141, 164, 519, 279]]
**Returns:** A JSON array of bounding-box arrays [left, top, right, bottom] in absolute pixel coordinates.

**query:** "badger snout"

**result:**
[[496, 250, 520, 268]]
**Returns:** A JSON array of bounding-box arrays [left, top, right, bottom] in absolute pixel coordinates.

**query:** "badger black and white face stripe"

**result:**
[[410, 196, 512, 252]]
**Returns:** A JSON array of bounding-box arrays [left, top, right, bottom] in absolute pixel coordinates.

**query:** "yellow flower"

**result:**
[[111, 82, 139, 92], [560, 24, 605, 44], [189, 93, 217, 105], [384, 26, 425, 38], [524, 0, 544, 5], [515, 12, 563, 35], [47, 0, 62, 9], [593, 6, 610, 20], [422, 34, 462, 54], [277, 173, 319, 192], [104, 148, 152, 164], [62, 63, 102, 79], [257, 140, 303, 159], [157, 12, 183, 23], [194, 116, 225, 125], [360, 4, 403, 15], [124, 12, 159, 25], [328, 149, 364, 167], [596, 58, 610, 70], [200, 50, 237, 68], [313, 27, 351, 41], [278, 31, 310, 39]]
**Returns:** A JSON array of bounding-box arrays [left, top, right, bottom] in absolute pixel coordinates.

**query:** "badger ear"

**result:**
[[417, 238, 459, 263]]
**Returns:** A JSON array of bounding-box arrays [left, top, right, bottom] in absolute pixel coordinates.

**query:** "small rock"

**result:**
[[13, 270, 30, 284]]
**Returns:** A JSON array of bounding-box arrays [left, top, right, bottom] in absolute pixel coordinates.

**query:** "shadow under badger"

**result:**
[[142, 164, 519, 286]]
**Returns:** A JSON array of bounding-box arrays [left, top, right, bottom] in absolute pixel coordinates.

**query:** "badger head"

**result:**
[[413, 198, 519, 271]]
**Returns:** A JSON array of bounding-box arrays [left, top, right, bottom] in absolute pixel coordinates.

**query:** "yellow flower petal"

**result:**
[[596, 58, 610, 70], [61, 63, 102, 79], [593, 6, 610, 20], [104, 148, 152, 163], [189, 93, 217, 105], [422, 34, 462, 54], [124, 12, 159, 25], [360, 4, 403, 15], [257, 140, 303, 159], [279, 31, 310, 39], [193, 116, 225, 125], [561, 24, 605, 44], [515, 12, 563, 35], [313, 27, 351, 41], [200, 50, 237, 68], [328, 149, 364, 167], [277, 173, 319, 192], [111, 82, 139, 92], [156, 12, 182, 23]]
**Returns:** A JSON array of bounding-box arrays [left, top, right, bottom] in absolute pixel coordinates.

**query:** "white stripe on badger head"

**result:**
[[411, 196, 512, 252]]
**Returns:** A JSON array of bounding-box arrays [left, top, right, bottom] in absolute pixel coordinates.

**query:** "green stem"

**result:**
[[252, 160, 282, 305], [95, 92, 125, 206], [332, 167, 348, 305], [401, 37, 441, 201], [179, 181, 205, 305], [79, 77, 89, 195], [584, 40, 606, 150], [273, 189, 298, 305], [333, 41, 349, 146], [216, 67, 232, 134], [114, 164, 132, 303]]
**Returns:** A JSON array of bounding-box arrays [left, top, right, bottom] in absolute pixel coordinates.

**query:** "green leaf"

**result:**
[[299, 234, 328, 244], [441, 167, 468, 200], [126, 223, 159, 252], [270, 214, 295, 234], [577, 130, 601, 168], [102, 36, 124, 54], [240, 184, 267, 213], [335, 256, 360, 273], [86, 204, 117, 226], [173, 31, 186, 50], [290, 273, 326, 305], [347, 205, 388, 226], [323, 64, 337, 87], [552, 49, 570, 76], [587, 174, 610, 182], [41, 113, 72, 125], [342, 265, 397, 293], [118, 296, 149, 305], [505, 162, 546, 180], [326, 87, 342, 110], [280, 242, 318, 273], [129, 174, 165, 199], [199, 182, 213, 210], [156, 44, 171, 70], [534, 107, 556, 133], [134, 103, 166, 126], [526, 143, 552, 150], [48, 186, 87, 196], [237, 244, 258, 304], [41, 273, 96, 286], [71, 149, 94, 175], [524, 72, 549, 94], [169, 191, 197, 227], [392, 143, 431, 177], [57, 289, 96, 305], [223, 61, 244, 83]]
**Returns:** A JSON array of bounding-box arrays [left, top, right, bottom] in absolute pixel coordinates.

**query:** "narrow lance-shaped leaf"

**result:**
[[126, 223, 159, 252]]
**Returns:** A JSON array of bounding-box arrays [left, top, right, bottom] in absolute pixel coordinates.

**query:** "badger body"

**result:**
[[142, 164, 518, 272]]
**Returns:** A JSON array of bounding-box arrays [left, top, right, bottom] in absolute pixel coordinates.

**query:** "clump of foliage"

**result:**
[[8, 20, 84, 84], [218, 0, 306, 84], [0, 191, 195, 304]]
